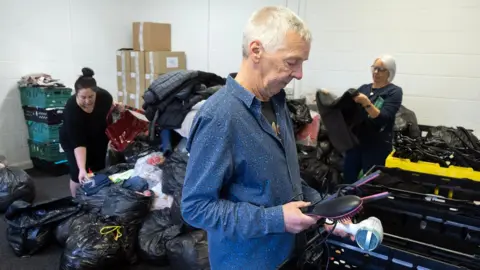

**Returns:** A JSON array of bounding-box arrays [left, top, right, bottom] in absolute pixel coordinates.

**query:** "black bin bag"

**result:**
[[166, 230, 211, 270], [97, 163, 134, 176], [161, 152, 189, 195], [0, 166, 35, 212], [138, 208, 183, 265], [101, 185, 153, 225], [59, 213, 132, 270], [5, 197, 81, 256], [54, 212, 86, 247]]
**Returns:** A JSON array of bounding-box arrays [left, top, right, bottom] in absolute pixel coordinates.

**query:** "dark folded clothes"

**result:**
[[82, 174, 111, 196], [143, 70, 226, 130], [122, 176, 149, 192]]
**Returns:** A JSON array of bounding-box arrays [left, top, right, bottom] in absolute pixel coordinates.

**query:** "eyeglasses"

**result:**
[[371, 66, 387, 73]]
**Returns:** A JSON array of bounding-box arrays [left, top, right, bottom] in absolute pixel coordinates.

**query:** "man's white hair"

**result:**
[[242, 6, 312, 58]]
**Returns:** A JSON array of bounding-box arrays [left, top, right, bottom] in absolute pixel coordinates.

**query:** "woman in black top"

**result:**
[[343, 55, 403, 184], [60, 67, 121, 196]]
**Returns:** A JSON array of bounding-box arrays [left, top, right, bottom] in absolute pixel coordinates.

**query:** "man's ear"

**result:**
[[249, 40, 263, 63]]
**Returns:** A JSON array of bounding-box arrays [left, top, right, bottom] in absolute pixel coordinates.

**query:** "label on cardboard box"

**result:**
[[118, 91, 124, 96], [131, 73, 136, 78], [129, 93, 136, 99], [117, 72, 122, 76], [166, 57, 179, 68]]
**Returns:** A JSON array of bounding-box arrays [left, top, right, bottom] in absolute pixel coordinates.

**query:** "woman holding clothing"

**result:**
[[60, 67, 121, 196], [343, 55, 403, 184]]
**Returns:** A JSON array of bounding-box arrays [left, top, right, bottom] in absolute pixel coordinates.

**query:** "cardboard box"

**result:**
[[133, 22, 171, 52], [116, 71, 129, 103], [145, 73, 161, 88], [130, 51, 145, 75], [127, 72, 146, 109], [126, 92, 139, 109], [116, 48, 133, 72], [145, 51, 186, 74]]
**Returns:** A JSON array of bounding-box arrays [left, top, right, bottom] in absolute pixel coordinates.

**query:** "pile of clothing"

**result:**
[[142, 70, 225, 135], [18, 73, 65, 88], [3, 149, 209, 270]]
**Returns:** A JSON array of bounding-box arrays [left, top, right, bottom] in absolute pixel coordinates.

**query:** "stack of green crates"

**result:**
[[20, 86, 72, 169]]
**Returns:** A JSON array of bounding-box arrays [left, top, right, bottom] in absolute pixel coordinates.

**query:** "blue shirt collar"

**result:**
[[225, 76, 287, 108]]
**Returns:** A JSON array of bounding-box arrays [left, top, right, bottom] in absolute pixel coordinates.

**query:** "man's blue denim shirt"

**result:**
[[181, 76, 321, 270]]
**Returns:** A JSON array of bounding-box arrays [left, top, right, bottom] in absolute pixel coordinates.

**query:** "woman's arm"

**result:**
[[354, 86, 403, 126], [368, 87, 403, 127], [74, 147, 87, 172], [364, 102, 381, 118], [64, 104, 88, 169]]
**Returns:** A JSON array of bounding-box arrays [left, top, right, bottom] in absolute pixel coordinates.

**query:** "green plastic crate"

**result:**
[[28, 140, 66, 162], [27, 121, 61, 142], [20, 87, 72, 107]]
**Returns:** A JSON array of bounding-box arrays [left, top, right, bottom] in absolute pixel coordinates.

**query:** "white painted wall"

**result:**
[[0, 0, 478, 167], [0, 0, 290, 167], [298, 0, 480, 136]]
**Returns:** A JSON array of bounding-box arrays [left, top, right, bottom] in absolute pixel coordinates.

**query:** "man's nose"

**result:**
[[292, 65, 303, 80]]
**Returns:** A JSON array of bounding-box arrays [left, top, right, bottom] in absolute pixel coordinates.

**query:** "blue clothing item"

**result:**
[[122, 176, 149, 192], [160, 129, 172, 154], [343, 83, 402, 183], [343, 143, 392, 184], [82, 174, 111, 196], [357, 83, 403, 146], [181, 76, 322, 270]]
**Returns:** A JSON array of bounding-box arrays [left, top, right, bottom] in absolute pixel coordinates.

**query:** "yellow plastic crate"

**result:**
[[386, 150, 480, 181]]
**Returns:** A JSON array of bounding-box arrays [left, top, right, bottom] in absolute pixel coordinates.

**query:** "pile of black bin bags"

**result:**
[[0, 156, 36, 213], [3, 151, 209, 270], [295, 104, 423, 192]]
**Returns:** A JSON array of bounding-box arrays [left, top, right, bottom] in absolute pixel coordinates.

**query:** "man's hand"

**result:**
[[283, 201, 319, 234], [324, 219, 355, 241], [353, 93, 371, 107]]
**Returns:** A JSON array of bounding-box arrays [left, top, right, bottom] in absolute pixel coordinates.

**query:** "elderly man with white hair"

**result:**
[[343, 55, 404, 183], [181, 6, 329, 270]]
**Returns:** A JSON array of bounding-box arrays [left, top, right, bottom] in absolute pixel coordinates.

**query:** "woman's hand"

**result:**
[[78, 169, 88, 184], [324, 219, 355, 241], [353, 93, 371, 107]]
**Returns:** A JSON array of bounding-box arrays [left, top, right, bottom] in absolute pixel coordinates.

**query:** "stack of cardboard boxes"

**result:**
[[116, 22, 187, 109]]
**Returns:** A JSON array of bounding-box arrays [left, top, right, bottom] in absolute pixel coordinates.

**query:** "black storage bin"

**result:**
[[363, 166, 480, 202], [31, 158, 69, 177], [23, 106, 64, 125], [280, 230, 480, 270], [325, 233, 479, 270], [352, 167, 480, 257], [359, 196, 480, 257]]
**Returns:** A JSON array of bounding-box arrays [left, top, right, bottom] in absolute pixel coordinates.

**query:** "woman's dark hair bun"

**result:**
[[81, 67, 95, 77]]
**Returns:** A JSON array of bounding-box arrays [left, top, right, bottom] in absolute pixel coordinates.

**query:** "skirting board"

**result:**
[[10, 160, 33, 170]]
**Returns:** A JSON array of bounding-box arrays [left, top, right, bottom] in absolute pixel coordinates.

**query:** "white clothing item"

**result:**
[[174, 100, 206, 138], [151, 182, 174, 210]]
